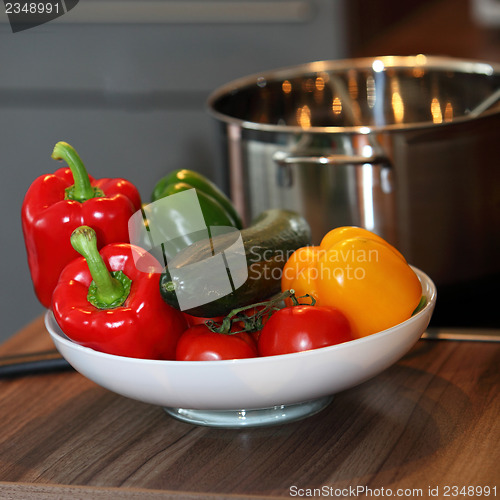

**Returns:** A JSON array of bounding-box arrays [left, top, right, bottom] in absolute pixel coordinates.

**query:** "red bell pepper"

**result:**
[[52, 226, 187, 359], [22, 141, 142, 308]]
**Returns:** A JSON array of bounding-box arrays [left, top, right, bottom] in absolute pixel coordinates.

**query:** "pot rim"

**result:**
[[206, 55, 500, 134]]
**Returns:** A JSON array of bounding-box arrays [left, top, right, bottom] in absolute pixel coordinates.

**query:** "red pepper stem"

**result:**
[[70, 226, 131, 309], [52, 142, 100, 202]]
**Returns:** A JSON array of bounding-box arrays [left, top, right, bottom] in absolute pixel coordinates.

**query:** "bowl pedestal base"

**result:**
[[163, 396, 334, 428]]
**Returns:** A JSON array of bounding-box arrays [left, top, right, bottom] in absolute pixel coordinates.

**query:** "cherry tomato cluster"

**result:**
[[176, 292, 354, 361]]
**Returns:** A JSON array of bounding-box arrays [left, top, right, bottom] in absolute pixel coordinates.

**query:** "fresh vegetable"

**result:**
[[175, 324, 258, 361], [156, 182, 236, 228], [159, 209, 312, 317], [51, 226, 187, 359], [151, 168, 243, 229], [281, 226, 422, 338], [21, 141, 141, 308], [141, 169, 244, 265], [143, 181, 238, 264], [258, 304, 353, 356]]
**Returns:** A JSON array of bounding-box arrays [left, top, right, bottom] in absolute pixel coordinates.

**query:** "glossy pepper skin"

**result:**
[[52, 226, 187, 359], [21, 142, 142, 308], [281, 226, 422, 339], [151, 169, 243, 229]]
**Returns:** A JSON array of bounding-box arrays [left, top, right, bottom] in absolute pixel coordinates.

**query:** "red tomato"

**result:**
[[175, 325, 258, 361], [258, 305, 353, 357]]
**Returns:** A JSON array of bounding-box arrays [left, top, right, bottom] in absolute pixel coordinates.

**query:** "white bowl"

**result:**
[[45, 267, 436, 428]]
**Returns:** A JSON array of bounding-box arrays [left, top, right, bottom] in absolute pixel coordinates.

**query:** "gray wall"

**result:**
[[0, 0, 348, 342]]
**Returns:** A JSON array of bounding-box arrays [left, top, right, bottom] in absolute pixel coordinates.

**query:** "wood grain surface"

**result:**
[[0, 316, 498, 499]]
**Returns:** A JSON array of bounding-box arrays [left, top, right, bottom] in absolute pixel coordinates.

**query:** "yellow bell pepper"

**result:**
[[281, 226, 422, 338]]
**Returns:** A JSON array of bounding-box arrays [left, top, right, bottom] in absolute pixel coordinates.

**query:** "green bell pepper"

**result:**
[[157, 181, 236, 229], [151, 169, 243, 230]]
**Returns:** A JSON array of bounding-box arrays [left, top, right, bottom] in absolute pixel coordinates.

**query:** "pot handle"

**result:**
[[273, 151, 390, 166]]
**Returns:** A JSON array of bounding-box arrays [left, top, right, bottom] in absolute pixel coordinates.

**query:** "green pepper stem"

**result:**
[[52, 142, 100, 202], [70, 226, 131, 309]]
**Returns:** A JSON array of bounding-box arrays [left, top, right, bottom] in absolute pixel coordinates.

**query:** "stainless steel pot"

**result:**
[[207, 56, 500, 327]]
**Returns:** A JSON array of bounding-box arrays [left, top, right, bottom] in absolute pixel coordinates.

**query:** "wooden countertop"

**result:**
[[0, 315, 498, 499]]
